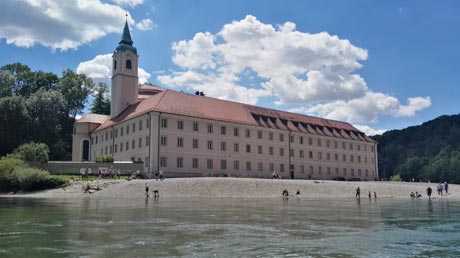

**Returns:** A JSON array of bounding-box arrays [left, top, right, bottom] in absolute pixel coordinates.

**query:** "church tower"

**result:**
[[111, 20, 139, 118]]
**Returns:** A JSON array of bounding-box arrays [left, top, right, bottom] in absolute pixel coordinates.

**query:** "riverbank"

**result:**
[[2, 177, 458, 199]]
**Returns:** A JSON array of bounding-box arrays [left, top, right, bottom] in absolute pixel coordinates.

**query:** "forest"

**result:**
[[373, 114, 460, 183], [0, 63, 110, 160]]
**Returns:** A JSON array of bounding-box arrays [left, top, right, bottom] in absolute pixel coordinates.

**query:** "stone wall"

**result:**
[[39, 162, 145, 176]]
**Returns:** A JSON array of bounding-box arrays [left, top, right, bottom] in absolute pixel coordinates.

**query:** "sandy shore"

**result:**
[[2, 177, 458, 200]]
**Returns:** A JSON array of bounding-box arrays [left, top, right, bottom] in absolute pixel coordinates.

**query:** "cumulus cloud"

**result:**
[[159, 15, 431, 125], [0, 0, 135, 51], [135, 18, 155, 31], [353, 125, 386, 136], [113, 0, 144, 8], [76, 54, 151, 85]]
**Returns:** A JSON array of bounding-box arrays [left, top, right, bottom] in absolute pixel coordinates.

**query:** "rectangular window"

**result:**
[[96, 135, 98, 144], [327, 167, 331, 175], [139, 120, 142, 130], [120, 142, 123, 152], [138, 138, 142, 148], [207, 140, 213, 150], [192, 158, 199, 169], [318, 152, 322, 160], [233, 143, 239, 152], [335, 167, 339, 175], [120, 127, 124, 137], [318, 166, 322, 175], [257, 130, 262, 139], [110, 131, 113, 139], [343, 168, 347, 176], [234, 160, 240, 170], [246, 144, 251, 153], [280, 148, 284, 156], [146, 118, 150, 128], [269, 146, 274, 155], [178, 120, 184, 130], [342, 154, 346, 162], [106, 132, 108, 141], [269, 132, 273, 140], [246, 161, 252, 171], [309, 151, 313, 159], [310, 166, 314, 174], [308, 137, 312, 145], [350, 143, 353, 150], [334, 141, 338, 149], [233, 127, 239, 136], [279, 134, 284, 142], [177, 157, 184, 168], [357, 144, 361, 151], [146, 136, 149, 146], [192, 139, 199, 149], [207, 159, 213, 169], [335, 153, 338, 161], [326, 152, 331, 160], [132, 139, 135, 149], [221, 126, 226, 135], [193, 121, 199, 132], [290, 135, 294, 143], [280, 164, 285, 172], [125, 141, 129, 151], [257, 145, 263, 154], [258, 162, 263, 172], [300, 136, 304, 144], [126, 125, 129, 134], [365, 157, 368, 163], [351, 169, 355, 177], [220, 142, 226, 151], [317, 139, 321, 147], [300, 165, 305, 174], [221, 159, 227, 170], [269, 163, 274, 172], [105, 146, 107, 154], [326, 140, 330, 148], [245, 129, 251, 138], [114, 129, 118, 138], [132, 123, 135, 133], [207, 124, 213, 133], [160, 156, 167, 167], [177, 137, 184, 147], [160, 136, 167, 146], [342, 142, 346, 149], [300, 150, 304, 158], [161, 118, 168, 128], [350, 155, 354, 162], [290, 149, 294, 157], [114, 144, 118, 153]]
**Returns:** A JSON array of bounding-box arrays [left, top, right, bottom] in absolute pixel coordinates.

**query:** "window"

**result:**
[[177, 137, 184, 147], [269, 163, 274, 172], [350, 155, 354, 162], [220, 142, 226, 151], [269, 146, 274, 155], [161, 118, 168, 128], [350, 143, 353, 150], [365, 169, 369, 177], [280, 164, 285, 172], [132, 139, 135, 149], [125, 141, 129, 150], [139, 120, 143, 130], [365, 157, 368, 163], [327, 152, 331, 160], [351, 169, 355, 177], [258, 162, 263, 172], [207, 140, 213, 150], [234, 127, 239, 136], [234, 160, 240, 170], [342, 142, 346, 149], [110, 131, 113, 139], [246, 144, 251, 153], [269, 132, 273, 140], [300, 150, 304, 158], [257, 145, 263, 154], [327, 167, 331, 175], [318, 152, 322, 160], [120, 142, 123, 152], [358, 169, 362, 176], [160, 156, 167, 167], [96, 135, 98, 144], [246, 161, 252, 171], [334, 141, 338, 149], [193, 121, 199, 132], [357, 145, 361, 151], [290, 149, 294, 157], [105, 132, 108, 141], [126, 59, 132, 69], [257, 130, 262, 139], [192, 139, 199, 149], [290, 135, 294, 143], [192, 158, 199, 169], [310, 166, 314, 174], [335, 167, 339, 175], [309, 151, 313, 159], [146, 136, 149, 146], [120, 127, 124, 136], [207, 124, 213, 133], [343, 168, 347, 176], [279, 134, 284, 142], [177, 157, 184, 168], [317, 139, 321, 147], [326, 140, 330, 148], [221, 126, 226, 135], [279, 148, 284, 156], [300, 165, 305, 174], [318, 166, 322, 175], [160, 136, 167, 146], [114, 60, 117, 70], [132, 123, 135, 133], [114, 144, 118, 153], [335, 153, 338, 161], [364, 145, 367, 151], [126, 125, 129, 134], [300, 136, 304, 144], [221, 159, 227, 170], [342, 154, 346, 162], [178, 120, 184, 130], [245, 129, 251, 138], [207, 159, 213, 169], [146, 118, 150, 128], [308, 137, 313, 145], [233, 143, 239, 152], [138, 138, 142, 148]]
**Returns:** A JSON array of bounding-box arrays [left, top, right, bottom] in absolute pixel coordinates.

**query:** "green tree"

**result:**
[[0, 96, 29, 156], [57, 69, 94, 118], [91, 82, 111, 115], [13, 142, 49, 163]]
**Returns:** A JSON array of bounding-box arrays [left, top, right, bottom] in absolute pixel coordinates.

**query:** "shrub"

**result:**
[[95, 154, 114, 163], [13, 142, 50, 163]]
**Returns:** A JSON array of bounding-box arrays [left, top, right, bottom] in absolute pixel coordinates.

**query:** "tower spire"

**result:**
[[115, 14, 137, 54]]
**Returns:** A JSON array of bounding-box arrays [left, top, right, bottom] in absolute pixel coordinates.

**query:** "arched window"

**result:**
[[82, 140, 90, 161], [113, 60, 117, 70], [126, 59, 132, 69]]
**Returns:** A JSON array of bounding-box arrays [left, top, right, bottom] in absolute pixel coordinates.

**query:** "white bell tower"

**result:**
[[111, 20, 139, 118]]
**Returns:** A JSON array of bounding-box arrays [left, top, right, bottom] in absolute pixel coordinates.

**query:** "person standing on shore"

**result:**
[[145, 183, 149, 197], [426, 186, 432, 199], [444, 182, 449, 195], [356, 187, 360, 198]]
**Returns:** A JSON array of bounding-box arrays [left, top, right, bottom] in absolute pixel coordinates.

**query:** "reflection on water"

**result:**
[[1, 197, 460, 257]]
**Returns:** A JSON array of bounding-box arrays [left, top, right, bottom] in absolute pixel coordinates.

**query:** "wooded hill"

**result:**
[[372, 114, 460, 183]]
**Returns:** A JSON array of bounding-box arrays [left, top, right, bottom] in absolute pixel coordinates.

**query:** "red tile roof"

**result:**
[[94, 85, 375, 142], [76, 114, 108, 124]]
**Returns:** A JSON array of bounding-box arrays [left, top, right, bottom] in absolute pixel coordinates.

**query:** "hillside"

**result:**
[[372, 114, 460, 183]]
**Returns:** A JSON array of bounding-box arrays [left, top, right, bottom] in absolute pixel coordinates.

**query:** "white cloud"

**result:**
[[159, 15, 431, 125], [135, 18, 155, 31], [76, 53, 151, 85], [113, 0, 144, 8], [353, 125, 386, 136], [0, 0, 134, 51]]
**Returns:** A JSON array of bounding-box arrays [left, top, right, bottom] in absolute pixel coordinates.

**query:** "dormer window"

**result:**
[[113, 60, 117, 70], [126, 59, 132, 69]]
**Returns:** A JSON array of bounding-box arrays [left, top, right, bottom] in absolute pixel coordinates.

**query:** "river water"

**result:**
[[1, 197, 459, 258]]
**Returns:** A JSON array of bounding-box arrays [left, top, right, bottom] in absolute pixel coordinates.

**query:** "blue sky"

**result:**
[[1, 0, 459, 135]]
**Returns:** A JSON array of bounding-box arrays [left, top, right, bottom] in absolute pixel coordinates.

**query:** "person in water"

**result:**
[[355, 187, 360, 198]]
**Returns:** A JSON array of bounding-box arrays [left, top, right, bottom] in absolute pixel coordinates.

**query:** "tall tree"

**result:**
[[91, 82, 111, 115], [56, 69, 94, 118], [0, 96, 29, 156]]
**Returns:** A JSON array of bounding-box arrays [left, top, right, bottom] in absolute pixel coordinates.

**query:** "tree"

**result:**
[[13, 142, 50, 163], [91, 82, 111, 115], [57, 69, 94, 118], [0, 96, 29, 156]]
